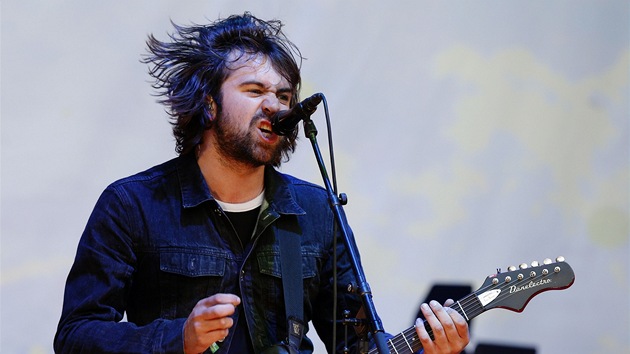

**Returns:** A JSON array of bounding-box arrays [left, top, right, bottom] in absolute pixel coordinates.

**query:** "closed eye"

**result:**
[[277, 93, 291, 104]]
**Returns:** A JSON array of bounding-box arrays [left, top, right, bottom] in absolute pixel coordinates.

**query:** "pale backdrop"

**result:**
[[2, 1, 629, 353]]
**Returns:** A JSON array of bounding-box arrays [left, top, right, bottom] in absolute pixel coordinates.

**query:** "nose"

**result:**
[[261, 94, 281, 117]]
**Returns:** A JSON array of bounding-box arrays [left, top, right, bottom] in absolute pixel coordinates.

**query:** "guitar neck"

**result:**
[[368, 293, 483, 354], [366, 258, 575, 354]]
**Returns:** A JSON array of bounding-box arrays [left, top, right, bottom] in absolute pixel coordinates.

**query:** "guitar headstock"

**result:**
[[474, 257, 575, 312]]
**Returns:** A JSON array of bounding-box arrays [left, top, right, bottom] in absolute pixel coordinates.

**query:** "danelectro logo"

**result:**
[[509, 278, 552, 293]]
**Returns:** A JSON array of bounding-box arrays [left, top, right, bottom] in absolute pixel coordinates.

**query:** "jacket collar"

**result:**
[[263, 165, 306, 216], [176, 153, 305, 216], [176, 153, 213, 208]]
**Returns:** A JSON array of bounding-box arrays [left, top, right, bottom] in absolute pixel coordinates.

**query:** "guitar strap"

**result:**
[[278, 230, 305, 354]]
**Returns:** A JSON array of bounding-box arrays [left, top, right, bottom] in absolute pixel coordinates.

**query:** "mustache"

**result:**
[[251, 112, 270, 124]]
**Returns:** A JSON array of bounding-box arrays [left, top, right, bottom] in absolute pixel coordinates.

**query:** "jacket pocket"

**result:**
[[257, 247, 320, 279], [255, 247, 322, 316], [158, 247, 229, 318], [160, 248, 227, 277]]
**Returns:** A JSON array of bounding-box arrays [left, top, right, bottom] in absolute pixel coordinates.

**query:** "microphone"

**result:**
[[271, 93, 323, 136]]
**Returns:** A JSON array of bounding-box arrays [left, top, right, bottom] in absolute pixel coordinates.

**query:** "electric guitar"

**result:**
[[263, 257, 575, 354], [368, 256, 575, 354]]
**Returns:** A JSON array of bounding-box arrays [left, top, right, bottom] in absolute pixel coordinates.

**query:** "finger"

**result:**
[[199, 293, 241, 307], [415, 314, 441, 354], [432, 301, 471, 350], [184, 317, 232, 354], [417, 301, 458, 354], [421, 302, 447, 339], [418, 303, 445, 345], [202, 316, 235, 333], [429, 300, 459, 336], [196, 302, 238, 322], [414, 316, 434, 347], [196, 294, 240, 311], [186, 310, 235, 344], [445, 305, 469, 339], [415, 300, 470, 354], [434, 300, 468, 336]]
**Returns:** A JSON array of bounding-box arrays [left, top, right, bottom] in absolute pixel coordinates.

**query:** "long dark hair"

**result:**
[[143, 13, 303, 156]]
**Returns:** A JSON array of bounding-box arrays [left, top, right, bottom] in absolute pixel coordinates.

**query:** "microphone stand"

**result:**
[[301, 114, 389, 354]]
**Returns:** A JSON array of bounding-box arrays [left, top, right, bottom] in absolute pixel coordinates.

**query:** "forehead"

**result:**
[[223, 53, 290, 88]]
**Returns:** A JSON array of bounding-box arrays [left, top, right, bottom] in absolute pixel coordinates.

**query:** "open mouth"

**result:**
[[259, 126, 273, 135], [258, 121, 276, 140]]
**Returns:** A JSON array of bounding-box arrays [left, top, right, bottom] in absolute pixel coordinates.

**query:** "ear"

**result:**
[[206, 96, 216, 119]]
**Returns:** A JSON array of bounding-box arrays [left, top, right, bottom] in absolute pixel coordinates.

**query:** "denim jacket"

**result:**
[[54, 153, 365, 353]]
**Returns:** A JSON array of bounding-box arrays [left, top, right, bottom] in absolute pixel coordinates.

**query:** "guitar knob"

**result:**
[[508, 265, 517, 271], [556, 256, 565, 262], [531, 261, 540, 267], [519, 263, 528, 269], [543, 258, 553, 265]]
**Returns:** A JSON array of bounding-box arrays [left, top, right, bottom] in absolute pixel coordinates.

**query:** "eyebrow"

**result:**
[[239, 80, 293, 94]]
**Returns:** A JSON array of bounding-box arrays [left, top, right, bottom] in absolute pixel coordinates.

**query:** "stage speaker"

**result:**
[[474, 342, 536, 354]]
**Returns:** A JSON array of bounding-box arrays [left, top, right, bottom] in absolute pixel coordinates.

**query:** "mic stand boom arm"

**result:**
[[301, 116, 389, 354]]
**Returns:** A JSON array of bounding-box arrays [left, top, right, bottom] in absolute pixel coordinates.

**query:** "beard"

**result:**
[[213, 111, 296, 168]]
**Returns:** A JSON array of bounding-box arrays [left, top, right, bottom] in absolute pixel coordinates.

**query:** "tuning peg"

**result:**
[[543, 258, 553, 265], [507, 265, 517, 272], [531, 261, 540, 267], [519, 263, 528, 269], [556, 256, 565, 262]]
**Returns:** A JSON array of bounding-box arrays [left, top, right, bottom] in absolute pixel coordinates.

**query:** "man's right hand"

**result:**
[[183, 293, 241, 354]]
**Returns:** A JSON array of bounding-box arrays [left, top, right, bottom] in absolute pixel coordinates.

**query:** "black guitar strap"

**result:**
[[279, 231, 304, 354]]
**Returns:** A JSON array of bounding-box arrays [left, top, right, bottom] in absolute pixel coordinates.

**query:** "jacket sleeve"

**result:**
[[54, 186, 185, 354]]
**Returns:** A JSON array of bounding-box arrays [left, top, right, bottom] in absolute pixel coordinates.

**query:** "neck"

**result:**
[[197, 141, 266, 204]]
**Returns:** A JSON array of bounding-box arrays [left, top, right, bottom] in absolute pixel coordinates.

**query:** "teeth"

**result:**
[[259, 127, 273, 137]]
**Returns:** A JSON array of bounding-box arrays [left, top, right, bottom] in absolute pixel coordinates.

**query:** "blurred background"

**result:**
[[2, 1, 628, 353]]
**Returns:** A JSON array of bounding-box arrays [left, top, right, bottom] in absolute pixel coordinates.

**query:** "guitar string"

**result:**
[[380, 265, 562, 354]]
